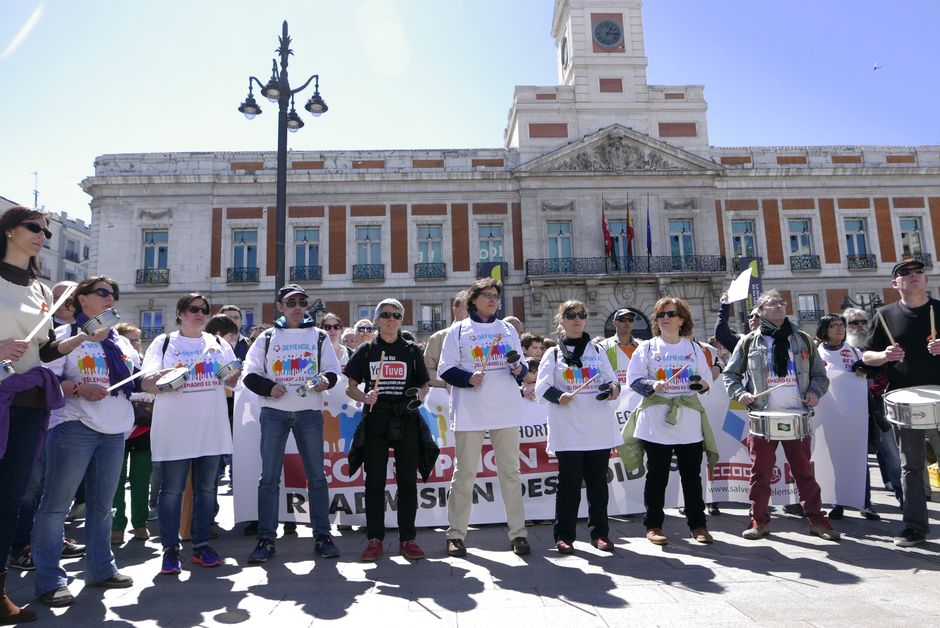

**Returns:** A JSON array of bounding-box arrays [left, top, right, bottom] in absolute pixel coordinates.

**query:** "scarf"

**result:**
[[274, 315, 316, 329], [760, 317, 793, 378], [557, 332, 589, 369], [74, 312, 133, 398]]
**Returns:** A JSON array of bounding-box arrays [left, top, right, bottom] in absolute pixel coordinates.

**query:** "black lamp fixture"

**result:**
[[841, 294, 884, 315]]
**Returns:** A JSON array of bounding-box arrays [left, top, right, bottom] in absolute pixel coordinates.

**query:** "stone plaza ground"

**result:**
[[7, 467, 940, 627]]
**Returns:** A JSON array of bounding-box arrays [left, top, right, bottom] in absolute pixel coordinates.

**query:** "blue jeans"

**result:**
[[257, 407, 330, 539], [32, 420, 124, 595], [0, 407, 45, 573], [10, 448, 45, 557], [876, 428, 903, 501], [158, 455, 221, 549]]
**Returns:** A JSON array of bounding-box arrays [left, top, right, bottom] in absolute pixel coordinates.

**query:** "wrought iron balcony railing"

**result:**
[[352, 264, 385, 281], [227, 267, 259, 283], [136, 268, 170, 285], [141, 326, 164, 341], [909, 253, 934, 268], [847, 254, 877, 270], [790, 255, 821, 271], [417, 319, 448, 332], [799, 309, 825, 321], [64, 251, 82, 263], [415, 263, 446, 279], [290, 265, 322, 282], [527, 256, 727, 276]]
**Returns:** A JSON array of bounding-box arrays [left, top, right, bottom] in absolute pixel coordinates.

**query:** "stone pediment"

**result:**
[[517, 124, 720, 174]]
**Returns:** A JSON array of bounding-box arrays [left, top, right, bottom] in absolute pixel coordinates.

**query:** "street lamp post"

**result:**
[[238, 20, 328, 296], [841, 293, 884, 317]]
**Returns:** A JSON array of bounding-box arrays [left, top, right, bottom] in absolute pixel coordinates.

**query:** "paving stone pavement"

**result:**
[[6, 470, 940, 627]]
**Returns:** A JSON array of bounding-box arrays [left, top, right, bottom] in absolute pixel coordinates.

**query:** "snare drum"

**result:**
[[0, 360, 14, 382], [748, 410, 814, 440], [216, 359, 242, 382], [883, 386, 940, 429], [155, 367, 189, 392], [82, 308, 121, 334]]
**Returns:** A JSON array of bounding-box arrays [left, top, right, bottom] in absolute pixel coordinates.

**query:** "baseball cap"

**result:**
[[276, 284, 308, 302], [614, 308, 635, 319], [891, 258, 925, 278]]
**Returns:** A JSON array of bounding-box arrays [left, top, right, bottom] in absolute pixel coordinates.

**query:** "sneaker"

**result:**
[[282, 522, 297, 535], [89, 573, 134, 588], [893, 528, 927, 547], [315, 535, 341, 559], [191, 545, 222, 567], [707, 503, 722, 516], [742, 520, 770, 540], [248, 538, 276, 564], [446, 538, 467, 558], [160, 547, 182, 575], [61, 538, 86, 558], [809, 518, 841, 541], [646, 528, 668, 546], [510, 537, 531, 556], [690, 528, 714, 544], [828, 505, 844, 520], [591, 537, 614, 552], [38, 586, 75, 607], [782, 503, 804, 517], [133, 526, 150, 540], [399, 540, 425, 560], [554, 539, 575, 555], [361, 538, 384, 562], [860, 507, 881, 521], [8, 547, 34, 571], [111, 530, 124, 545]]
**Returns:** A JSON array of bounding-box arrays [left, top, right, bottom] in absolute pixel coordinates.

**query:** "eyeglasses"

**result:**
[[848, 319, 869, 326], [563, 310, 588, 320], [322, 323, 343, 331], [378, 311, 403, 320], [357, 326, 375, 333], [656, 311, 681, 319], [761, 300, 787, 309], [748, 314, 761, 320], [478, 292, 501, 302], [19, 222, 53, 239], [896, 268, 926, 277], [84, 287, 116, 299], [615, 314, 636, 322], [186, 305, 210, 315], [828, 322, 846, 329], [283, 298, 308, 309]]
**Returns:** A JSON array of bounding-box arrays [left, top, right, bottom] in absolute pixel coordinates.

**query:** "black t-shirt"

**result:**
[[344, 335, 429, 401], [865, 298, 940, 391]]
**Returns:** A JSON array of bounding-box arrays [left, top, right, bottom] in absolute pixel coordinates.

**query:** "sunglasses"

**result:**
[[283, 299, 308, 309], [848, 319, 868, 326], [748, 313, 761, 320], [656, 310, 681, 319], [84, 287, 117, 299], [564, 310, 588, 320], [378, 311, 403, 320], [357, 326, 375, 333], [20, 222, 53, 239], [322, 323, 342, 331], [186, 305, 210, 315], [896, 268, 925, 277], [615, 314, 636, 322]]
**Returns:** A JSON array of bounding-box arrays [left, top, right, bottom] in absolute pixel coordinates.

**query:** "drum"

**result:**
[[748, 410, 814, 440], [216, 359, 242, 382], [82, 308, 121, 334], [0, 360, 14, 382], [883, 386, 940, 429], [155, 367, 189, 392]]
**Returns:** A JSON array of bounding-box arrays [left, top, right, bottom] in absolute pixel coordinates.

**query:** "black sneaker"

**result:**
[[893, 528, 927, 547], [62, 539, 86, 558]]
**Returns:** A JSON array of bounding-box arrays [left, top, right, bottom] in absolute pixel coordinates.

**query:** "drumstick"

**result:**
[[877, 311, 897, 346], [931, 306, 936, 341], [662, 365, 689, 386], [24, 284, 76, 342], [481, 334, 502, 368], [571, 373, 600, 395], [105, 369, 148, 392], [368, 350, 386, 409], [751, 382, 789, 400]]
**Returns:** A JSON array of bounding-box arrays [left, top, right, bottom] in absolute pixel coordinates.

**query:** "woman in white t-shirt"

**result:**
[[535, 300, 622, 555], [142, 293, 239, 577], [626, 297, 714, 547]]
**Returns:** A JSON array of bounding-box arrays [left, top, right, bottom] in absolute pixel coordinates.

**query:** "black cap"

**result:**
[[276, 284, 307, 302], [891, 258, 925, 278]]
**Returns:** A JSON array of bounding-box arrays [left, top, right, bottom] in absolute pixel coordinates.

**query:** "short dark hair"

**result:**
[[219, 305, 241, 315], [816, 313, 847, 343], [525, 357, 540, 373], [206, 313, 239, 337], [175, 293, 210, 325], [0, 206, 48, 276], [466, 278, 502, 314], [73, 276, 120, 317], [520, 332, 544, 350]]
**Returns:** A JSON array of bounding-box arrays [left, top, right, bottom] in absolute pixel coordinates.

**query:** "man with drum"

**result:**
[[862, 258, 940, 547], [724, 290, 839, 541]]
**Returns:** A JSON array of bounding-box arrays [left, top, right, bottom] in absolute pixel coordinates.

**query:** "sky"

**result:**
[[1, 0, 938, 223]]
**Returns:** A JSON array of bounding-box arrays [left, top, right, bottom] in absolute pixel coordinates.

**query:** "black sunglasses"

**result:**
[[84, 287, 117, 299], [357, 326, 374, 333], [186, 305, 210, 315], [20, 222, 53, 239], [615, 314, 636, 322], [748, 313, 761, 320], [896, 268, 925, 277], [322, 323, 343, 331], [564, 311, 588, 320], [378, 311, 403, 320], [283, 298, 309, 309], [656, 311, 680, 319], [848, 319, 869, 326]]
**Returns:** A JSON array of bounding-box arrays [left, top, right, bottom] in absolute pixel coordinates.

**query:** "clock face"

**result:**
[[561, 36, 569, 68], [593, 19, 623, 49]]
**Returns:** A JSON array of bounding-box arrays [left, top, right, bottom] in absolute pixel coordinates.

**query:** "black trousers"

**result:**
[[641, 440, 706, 530], [553, 449, 611, 542], [362, 408, 420, 542], [0, 407, 45, 571]]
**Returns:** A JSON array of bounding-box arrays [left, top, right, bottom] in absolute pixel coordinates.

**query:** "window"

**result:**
[[65, 238, 80, 263], [417, 225, 443, 263], [478, 224, 504, 262], [143, 230, 169, 269], [356, 226, 381, 265], [843, 218, 868, 256], [141, 310, 164, 339], [82, 245, 89, 260], [899, 217, 924, 257], [609, 220, 632, 257], [418, 303, 445, 331], [357, 305, 373, 321], [547, 221, 572, 259], [731, 220, 756, 258], [788, 219, 813, 256], [668, 219, 694, 258], [294, 227, 319, 267], [232, 229, 258, 268], [241, 311, 254, 336], [798, 294, 818, 316]]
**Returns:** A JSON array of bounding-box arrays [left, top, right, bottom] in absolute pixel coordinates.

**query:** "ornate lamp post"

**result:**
[[237, 20, 328, 295], [841, 293, 884, 317]]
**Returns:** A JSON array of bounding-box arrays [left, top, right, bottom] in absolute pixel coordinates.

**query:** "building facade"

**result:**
[[82, 0, 940, 343]]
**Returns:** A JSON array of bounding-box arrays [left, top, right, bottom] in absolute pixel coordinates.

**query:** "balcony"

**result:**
[[227, 267, 259, 283], [790, 255, 821, 271], [847, 254, 878, 270], [64, 250, 81, 263], [417, 319, 448, 333], [799, 310, 825, 321], [141, 326, 164, 341], [732, 257, 763, 273], [527, 256, 727, 277], [477, 261, 509, 279], [352, 264, 385, 281], [136, 268, 170, 285], [909, 253, 934, 269], [415, 263, 446, 279], [290, 265, 322, 282]]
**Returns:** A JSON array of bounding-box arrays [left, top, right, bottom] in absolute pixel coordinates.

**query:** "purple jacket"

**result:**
[[0, 366, 65, 459]]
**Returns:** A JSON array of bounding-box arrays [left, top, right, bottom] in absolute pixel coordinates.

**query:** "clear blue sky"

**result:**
[[2, 0, 937, 222]]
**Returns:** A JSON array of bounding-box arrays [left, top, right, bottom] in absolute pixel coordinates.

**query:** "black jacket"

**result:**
[[347, 402, 441, 482]]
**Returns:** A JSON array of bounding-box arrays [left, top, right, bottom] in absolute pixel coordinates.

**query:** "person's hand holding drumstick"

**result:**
[[928, 305, 940, 356], [877, 311, 906, 363]]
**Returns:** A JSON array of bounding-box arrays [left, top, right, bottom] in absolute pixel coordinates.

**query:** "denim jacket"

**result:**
[[722, 326, 829, 411]]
